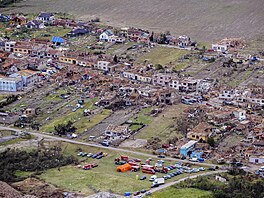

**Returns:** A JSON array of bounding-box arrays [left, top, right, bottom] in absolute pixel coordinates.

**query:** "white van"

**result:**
[[149, 175, 157, 181]]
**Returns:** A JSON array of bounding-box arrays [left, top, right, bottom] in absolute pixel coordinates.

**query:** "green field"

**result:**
[[129, 107, 153, 131], [150, 187, 212, 198], [137, 46, 189, 66], [40, 98, 110, 133], [0, 130, 13, 137], [0, 134, 34, 146], [31, 26, 71, 40], [74, 109, 111, 134], [135, 104, 188, 141], [37, 142, 208, 195], [38, 142, 155, 194]]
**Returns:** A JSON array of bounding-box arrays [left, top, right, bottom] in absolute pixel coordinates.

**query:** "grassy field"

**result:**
[[150, 187, 212, 198], [31, 26, 71, 40], [135, 104, 188, 141], [0, 130, 13, 137], [2, 0, 263, 41], [0, 94, 7, 102], [0, 134, 34, 146], [137, 47, 189, 66], [37, 142, 158, 194], [129, 107, 153, 131], [37, 141, 208, 195], [74, 109, 111, 134], [40, 98, 108, 133]]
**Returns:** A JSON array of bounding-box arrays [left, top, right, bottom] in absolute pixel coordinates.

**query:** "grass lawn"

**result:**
[[39, 97, 111, 134], [38, 141, 209, 195], [15, 170, 34, 178], [0, 130, 13, 137], [227, 69, 252, 87], [38, 142, 156, 195], [150, 187, 212, 198], [40, 96, 96, 132], [135, 104, 188, 141], [0, 94, 7, 101], [136, 46, 189, 66], [197, 41, 211, 49], [0, 134, 34, 146], [74, 109, 111, 134], [31, 26, 71, 40], [129, 107, 153, 131], [0, 138, 24, 146]]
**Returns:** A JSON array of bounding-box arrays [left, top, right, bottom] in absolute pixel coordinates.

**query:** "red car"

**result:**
[[91, 163, 98, 168], [133, 158, 141, 162]]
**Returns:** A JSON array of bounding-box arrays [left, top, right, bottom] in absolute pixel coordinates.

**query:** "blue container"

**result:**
[[124, 192, 131, 196]]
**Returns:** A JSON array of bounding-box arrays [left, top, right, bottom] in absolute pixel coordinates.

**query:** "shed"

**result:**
[[249, 156, 264, 164], [51, 36, 64, 46], [180, 140, 197, 157]]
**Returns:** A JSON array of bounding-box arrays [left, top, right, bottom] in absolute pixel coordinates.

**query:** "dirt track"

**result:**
[[2, 0, 264, 41]]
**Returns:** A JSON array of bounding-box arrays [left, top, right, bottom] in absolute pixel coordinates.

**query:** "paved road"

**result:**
[[140, 170, 227, 197], [0, 126, 218, 167]]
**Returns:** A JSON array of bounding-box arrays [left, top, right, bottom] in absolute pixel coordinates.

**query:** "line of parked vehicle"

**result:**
[[77, 151, 108, 159]]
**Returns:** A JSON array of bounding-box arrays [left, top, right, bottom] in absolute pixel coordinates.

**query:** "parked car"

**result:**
[[146, 192, 152, 196], [140, 176, 146, 180], [191, 168, 199, 173], [158, 155, 165, 158], [96, 154, 104, 159], [208, 167, 216, 171], [91, 163, 98, 168], [92, 154, 98, 158], [199, 167, 205, 171], [134, 191, 140, 196], [151, 183, 159, 188], [149, 175, 157, 181], [259, 166, 264, 172], [101, 141, 109, 147], [80, 152, 87, 157], [87, 153, 93, 158], [141, 189, 147, 193], [189, 157, 198, 162]]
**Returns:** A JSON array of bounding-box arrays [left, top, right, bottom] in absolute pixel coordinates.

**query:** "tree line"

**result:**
[[177, 174, 264, 198], [0, 147, 77, 182]]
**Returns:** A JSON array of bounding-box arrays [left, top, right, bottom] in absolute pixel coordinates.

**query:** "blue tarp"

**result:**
[[51, 36, 64, 43]]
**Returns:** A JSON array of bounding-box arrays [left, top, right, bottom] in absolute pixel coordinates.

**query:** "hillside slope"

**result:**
[[2, 0, 264, 41]]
